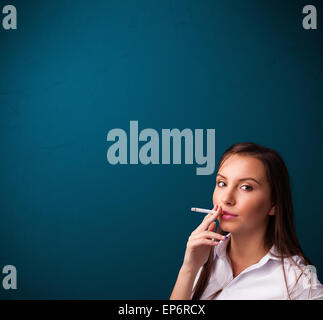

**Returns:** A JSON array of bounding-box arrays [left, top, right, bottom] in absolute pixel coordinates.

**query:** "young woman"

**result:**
[[170, 142, 323, 300]]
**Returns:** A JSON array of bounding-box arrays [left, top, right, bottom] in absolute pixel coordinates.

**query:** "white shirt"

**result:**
[[191, 234, 323, 300]]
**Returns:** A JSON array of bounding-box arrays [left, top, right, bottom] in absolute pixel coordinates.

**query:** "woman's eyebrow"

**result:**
[[216, 173, 261, 185]]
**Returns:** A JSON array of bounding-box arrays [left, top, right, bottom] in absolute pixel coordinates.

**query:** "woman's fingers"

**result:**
[[208, 221, 216, 231], [194, 205, 221, 233], [183, 206, 225, 271], [189, 230, 226, 242], [188, 238, 220, 247]]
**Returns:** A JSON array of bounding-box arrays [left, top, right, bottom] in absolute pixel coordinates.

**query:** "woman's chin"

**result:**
[[219, 220, 238, 232]]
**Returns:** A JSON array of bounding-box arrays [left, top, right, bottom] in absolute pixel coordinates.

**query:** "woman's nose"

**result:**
[[221, 190, 236, 206], [222, 198, 235, 206]]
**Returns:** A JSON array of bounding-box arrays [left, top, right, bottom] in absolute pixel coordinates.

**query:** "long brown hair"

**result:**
[[192, 142, 312, 300]]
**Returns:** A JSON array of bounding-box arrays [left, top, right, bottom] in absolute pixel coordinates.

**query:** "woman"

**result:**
[[170, 142, 323, 300]]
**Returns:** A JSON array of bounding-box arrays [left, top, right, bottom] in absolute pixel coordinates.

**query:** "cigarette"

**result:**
[[191, 207, 218, 215]]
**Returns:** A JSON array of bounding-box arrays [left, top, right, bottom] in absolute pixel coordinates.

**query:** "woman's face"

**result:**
[[213, 154, 275, 234]]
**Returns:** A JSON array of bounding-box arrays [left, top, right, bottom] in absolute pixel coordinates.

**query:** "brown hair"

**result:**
[[191, 142, 312, 300]]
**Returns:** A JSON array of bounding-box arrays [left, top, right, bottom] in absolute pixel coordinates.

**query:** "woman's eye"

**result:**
[[241, 185, 253, 191], [217, 181, 253, 191], [217, 181, 225, 187]]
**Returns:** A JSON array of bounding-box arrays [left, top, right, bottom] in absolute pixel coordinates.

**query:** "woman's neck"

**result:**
[[226, 228, 271, 275]]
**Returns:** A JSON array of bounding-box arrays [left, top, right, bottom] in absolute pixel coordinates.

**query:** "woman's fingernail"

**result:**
[[224, 236, 229, 239]]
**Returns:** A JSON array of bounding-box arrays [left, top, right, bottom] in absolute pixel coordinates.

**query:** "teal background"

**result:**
[[0, 0, 322, 299]]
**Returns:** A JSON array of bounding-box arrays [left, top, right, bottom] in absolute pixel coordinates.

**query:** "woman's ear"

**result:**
[[268, 205, 275, 216]]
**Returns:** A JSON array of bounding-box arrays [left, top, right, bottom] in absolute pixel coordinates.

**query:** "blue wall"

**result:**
[[0, 0, 322, 299]]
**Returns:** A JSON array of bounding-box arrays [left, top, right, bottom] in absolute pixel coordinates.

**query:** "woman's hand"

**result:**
[[182, 204, 225, 273]]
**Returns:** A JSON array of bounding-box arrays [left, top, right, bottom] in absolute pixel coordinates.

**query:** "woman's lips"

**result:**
[[221, 210, 238, 221]]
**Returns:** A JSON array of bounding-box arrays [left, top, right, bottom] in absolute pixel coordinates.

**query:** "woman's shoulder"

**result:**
[[282, 255, 323, 300]]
